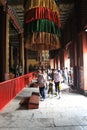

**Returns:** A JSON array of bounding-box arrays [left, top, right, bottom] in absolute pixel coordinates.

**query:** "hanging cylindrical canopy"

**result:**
[[24, 0, 61, 50]]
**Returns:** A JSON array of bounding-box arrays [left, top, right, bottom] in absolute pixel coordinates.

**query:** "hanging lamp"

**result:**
[[24, 0, 61, 51]]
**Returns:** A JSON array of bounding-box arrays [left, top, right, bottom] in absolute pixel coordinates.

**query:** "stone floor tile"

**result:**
[[64, 126, 83, 130]]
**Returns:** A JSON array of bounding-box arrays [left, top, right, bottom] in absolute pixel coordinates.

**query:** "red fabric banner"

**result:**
[[25, 7, 61, 27]]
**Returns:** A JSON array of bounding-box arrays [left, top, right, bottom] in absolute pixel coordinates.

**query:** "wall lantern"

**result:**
[[84, 27, 87, 32], [85, 28, 87, 32]]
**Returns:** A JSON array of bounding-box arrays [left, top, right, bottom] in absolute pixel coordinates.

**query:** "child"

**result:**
[[48, 79, 53, 97]]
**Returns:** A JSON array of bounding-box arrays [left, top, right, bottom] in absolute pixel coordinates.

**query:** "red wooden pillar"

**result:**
[[24, 48, 28, 73], [54, 58, 56, 69], [55, 56, 58, 69], [58, 54, 60, 69], [59, 49, 64, 69], [19, 34, 24, 74], [82, 31, 87, 95], [64, 48, 67, 68], [49, 58, 55, 69]]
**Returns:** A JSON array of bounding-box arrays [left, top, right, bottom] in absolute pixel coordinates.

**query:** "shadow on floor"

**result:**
[[16, 97, 30, 110]]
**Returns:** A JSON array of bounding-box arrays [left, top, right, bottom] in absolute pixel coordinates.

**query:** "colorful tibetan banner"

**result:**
[[25, 32, 60, 50], [25, 19, 61, 37], [25, 7, 61, 27], [24, 0, 61, 50], [25, 0, 59, 13]]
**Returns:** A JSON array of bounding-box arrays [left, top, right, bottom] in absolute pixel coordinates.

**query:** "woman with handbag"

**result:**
[[54, 69, 62, 98]]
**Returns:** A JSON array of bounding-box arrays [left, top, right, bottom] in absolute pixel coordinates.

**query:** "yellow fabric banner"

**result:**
[[25, 0, 59, 13], [25, 32, 60, 50]]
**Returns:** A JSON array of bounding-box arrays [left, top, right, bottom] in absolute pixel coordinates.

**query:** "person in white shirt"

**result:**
[[54, 69, 62, 98], [37, 70, 46, 100]]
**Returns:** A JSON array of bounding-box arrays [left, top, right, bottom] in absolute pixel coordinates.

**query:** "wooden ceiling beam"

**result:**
[[0, 0, 23, 34]]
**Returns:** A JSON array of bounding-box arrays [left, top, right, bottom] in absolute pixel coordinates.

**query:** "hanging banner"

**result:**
[[25, 7, 61, 27], [25, 19, 61, 37], [25, 32, 61, 50], [25, 0, 59, 13]]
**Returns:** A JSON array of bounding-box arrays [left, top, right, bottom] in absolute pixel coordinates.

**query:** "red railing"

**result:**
[[0, 72, 36, 111]]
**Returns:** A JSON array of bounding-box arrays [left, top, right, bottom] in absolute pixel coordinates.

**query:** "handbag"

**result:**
[[59, 83, 62, 90]]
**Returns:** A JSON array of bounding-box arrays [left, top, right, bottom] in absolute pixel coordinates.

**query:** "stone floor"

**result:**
[[0, 85, 87, 130]]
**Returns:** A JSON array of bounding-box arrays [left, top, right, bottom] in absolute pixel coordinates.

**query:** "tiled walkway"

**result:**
[[0, 85, 87, 130]]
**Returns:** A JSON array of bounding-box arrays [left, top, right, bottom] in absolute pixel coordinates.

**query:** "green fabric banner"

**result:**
[[25, 19, 61, 37]]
